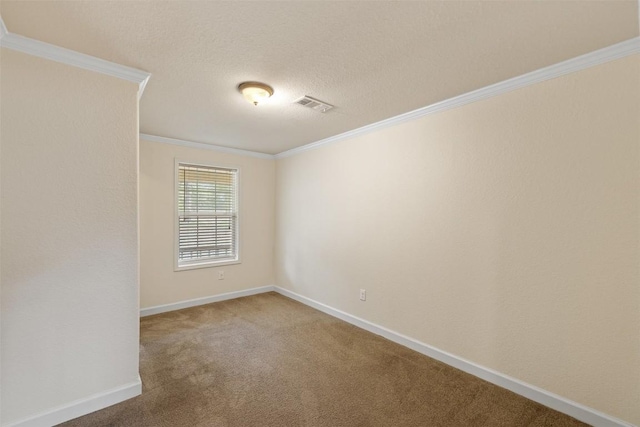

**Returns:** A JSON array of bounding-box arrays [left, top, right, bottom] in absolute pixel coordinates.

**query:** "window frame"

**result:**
[[174, 159, 241, 272]]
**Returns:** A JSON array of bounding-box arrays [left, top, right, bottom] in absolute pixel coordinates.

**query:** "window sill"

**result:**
[[175, 259, 241, 272]]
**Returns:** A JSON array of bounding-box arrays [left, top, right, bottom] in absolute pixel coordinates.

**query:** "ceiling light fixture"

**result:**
[[238, 82, 274, 106]]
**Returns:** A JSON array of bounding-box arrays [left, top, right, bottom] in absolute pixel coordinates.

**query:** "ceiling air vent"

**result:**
[[294, 96, 334, 113]]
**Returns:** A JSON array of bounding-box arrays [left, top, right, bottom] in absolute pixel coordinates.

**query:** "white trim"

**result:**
[[0, 15, 8, 40], [136, 285, 635, 425], [140, 134, 275, 160], [273, 286, 637, 427], [174, 258, 241, 272], [3, 376, 142, 427], [143, 37, 639, 160], [140, 285, 275, 317], [0, 32, 151, 99], [275, 36, 640, 159]]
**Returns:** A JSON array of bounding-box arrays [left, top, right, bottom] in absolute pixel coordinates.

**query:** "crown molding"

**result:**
[[0, 31, 151, 99], [140, 134, 275, 160], [275, 36, 640, 159]]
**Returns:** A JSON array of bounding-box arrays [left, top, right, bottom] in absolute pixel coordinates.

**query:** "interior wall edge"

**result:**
[[1, 49, 141, 425]]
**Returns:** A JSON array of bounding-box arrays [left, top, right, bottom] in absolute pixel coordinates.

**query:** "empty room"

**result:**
[[1, 1, 639, 426]]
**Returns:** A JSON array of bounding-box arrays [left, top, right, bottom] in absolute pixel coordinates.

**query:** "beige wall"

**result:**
[[275, 54, 640, 425], [0, 50, 140, 424], [139, 139, 275, 309]]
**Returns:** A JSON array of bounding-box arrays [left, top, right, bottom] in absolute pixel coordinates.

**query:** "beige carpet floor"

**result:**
[[59, 292, 588, 427]]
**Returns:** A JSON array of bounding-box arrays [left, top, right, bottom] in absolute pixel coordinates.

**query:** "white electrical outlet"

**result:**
[[218, 270, 224, 280], [359, 289, 366, 301]]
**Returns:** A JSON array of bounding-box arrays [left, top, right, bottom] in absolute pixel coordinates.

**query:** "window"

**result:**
[[175, 161, 239, 270]]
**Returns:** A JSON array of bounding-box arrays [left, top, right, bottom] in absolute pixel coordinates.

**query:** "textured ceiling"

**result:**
[[1, 1, 638, 154]]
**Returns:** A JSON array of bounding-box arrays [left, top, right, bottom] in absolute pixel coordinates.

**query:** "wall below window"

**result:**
[[275, 54, 640, 425], [139, 139, 275, 310], [1, 49, 140, 425]]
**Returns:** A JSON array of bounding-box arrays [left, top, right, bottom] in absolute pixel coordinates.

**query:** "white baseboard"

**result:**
[[273, 286, 636, 427], [140, 285, 275, 317], [3, 376, 142, 427], [135, 284, 634, 426]]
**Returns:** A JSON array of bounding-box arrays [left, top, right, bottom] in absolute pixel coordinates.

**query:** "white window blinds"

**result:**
[[177, 163, 238, 266]]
